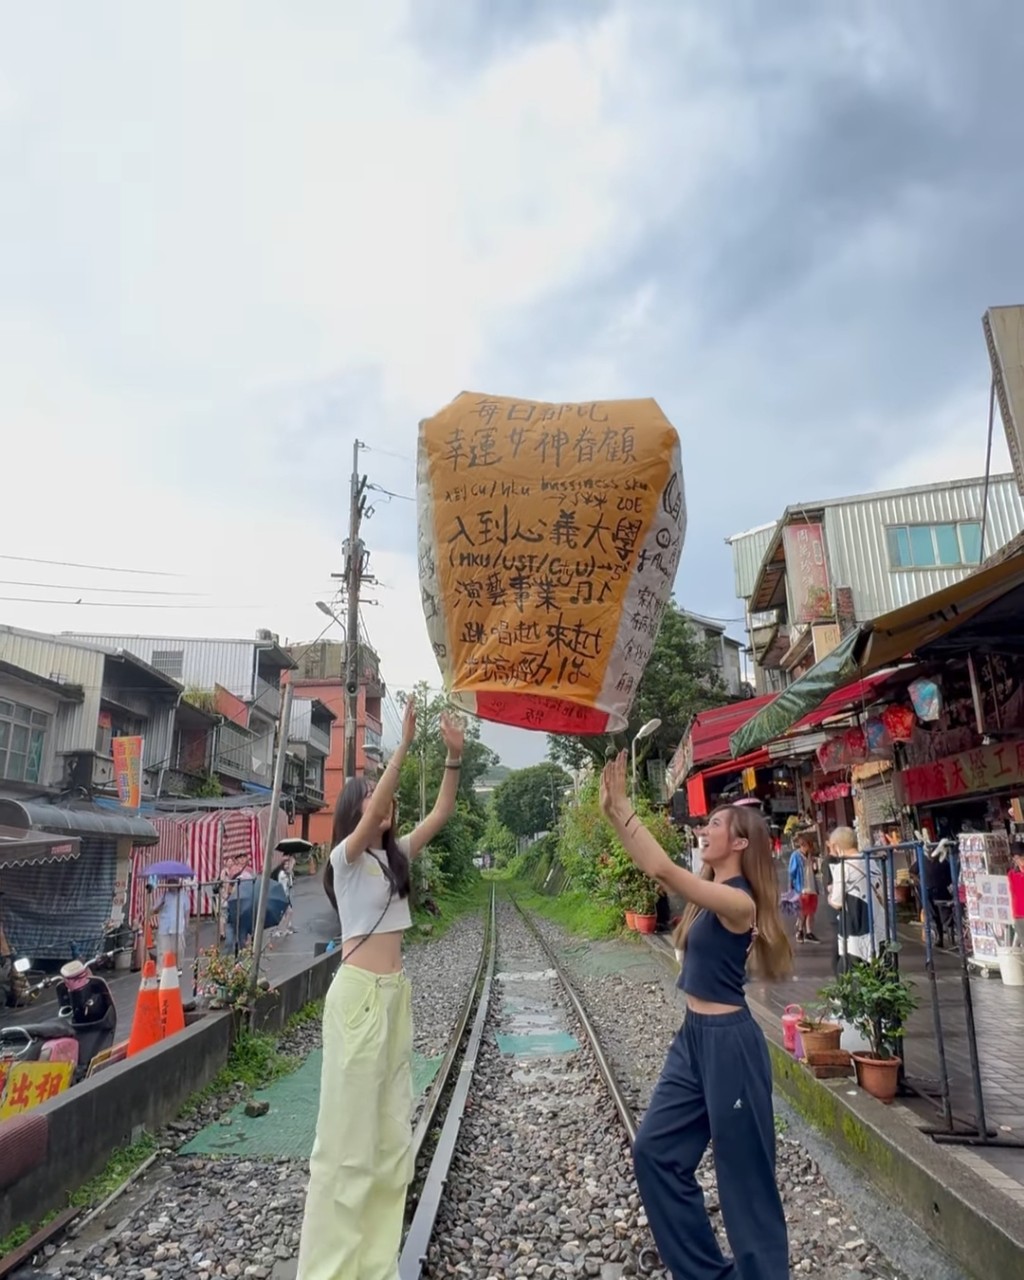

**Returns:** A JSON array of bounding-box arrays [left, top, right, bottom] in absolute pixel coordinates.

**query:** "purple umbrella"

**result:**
[[136, 859, 195, 878]]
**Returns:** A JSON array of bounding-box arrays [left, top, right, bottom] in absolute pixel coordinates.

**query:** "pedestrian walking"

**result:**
[[788, 833, 821, 943], [295, 701, 465, 1280], [272, 852, 297, 937], [828, 826, 888, 972], [599, 751, 792, 1280]]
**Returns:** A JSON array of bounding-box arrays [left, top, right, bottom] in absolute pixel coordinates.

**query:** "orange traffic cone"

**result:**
[[158, 951, 186, 1037], [126, 960, 164, 1057]]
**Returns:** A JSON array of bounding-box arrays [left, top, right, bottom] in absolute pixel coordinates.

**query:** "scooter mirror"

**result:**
[[13, 957, 31, 973]]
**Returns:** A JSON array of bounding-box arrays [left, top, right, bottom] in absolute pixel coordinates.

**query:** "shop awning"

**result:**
[[0, 798, 159, 846], [686, 694, 778, 768], [0, 824, 81, 869], [858, 547, 1024, 671], [730, 548, 1024, 756], [686, 750, 772, 817]]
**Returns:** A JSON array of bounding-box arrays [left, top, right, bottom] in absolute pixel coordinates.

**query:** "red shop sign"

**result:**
[[897, 739, 1024, 807]]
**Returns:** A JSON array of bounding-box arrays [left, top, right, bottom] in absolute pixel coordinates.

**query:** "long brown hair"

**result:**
[[323, 776, 409, 912], [673, 804, 792, 981]]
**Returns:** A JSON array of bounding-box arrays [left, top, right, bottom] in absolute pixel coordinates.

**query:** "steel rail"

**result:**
[[399, 885, 497, 1279], [408, 883, 495, 1164]]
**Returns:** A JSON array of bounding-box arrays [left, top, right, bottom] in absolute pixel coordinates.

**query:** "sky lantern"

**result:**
[[416, 391, 686, 734]]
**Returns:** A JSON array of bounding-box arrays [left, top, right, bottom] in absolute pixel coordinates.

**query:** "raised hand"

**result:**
[[401, 698, 417, 748], [440, 710, 465, 758], [600, 750, 629, 820]]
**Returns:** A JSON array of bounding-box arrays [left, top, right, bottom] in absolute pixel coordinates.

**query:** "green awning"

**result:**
[[729, 629, 863, 757]]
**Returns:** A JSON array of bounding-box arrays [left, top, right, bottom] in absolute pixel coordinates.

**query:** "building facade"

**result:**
[[680, 610, 745, 697], [728, 475, 1024, 695], [63, 630, 296, 796], [285, 640, 386, 846]]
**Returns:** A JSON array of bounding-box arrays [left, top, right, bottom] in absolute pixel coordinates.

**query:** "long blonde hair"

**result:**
[[673, 804, 792, 981]]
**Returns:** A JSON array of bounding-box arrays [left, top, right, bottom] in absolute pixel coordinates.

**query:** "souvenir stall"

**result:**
[[894, 656, 1024, 979]]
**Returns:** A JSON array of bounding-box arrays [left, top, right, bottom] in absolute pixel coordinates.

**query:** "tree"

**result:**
[[492, 761, 572, 840], [480, 808, 517, 866], [547, 599, 727, 775]]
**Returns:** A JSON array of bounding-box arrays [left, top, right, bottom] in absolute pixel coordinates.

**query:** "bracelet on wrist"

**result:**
[[445, 758, 463, 769], [624, 811, 640, 832]]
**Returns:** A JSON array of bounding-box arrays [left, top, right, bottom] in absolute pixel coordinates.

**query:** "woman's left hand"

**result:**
[[600, 751, 630, 822], [440, 710, 465, 758]]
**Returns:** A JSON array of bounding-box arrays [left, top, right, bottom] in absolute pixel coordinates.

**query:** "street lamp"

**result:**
[[631, 718, 662, 800], [315, 601, 345, 633]]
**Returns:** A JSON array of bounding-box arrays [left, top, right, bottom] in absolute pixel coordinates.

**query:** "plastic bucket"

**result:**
[[997, 948, 1024, 986], [781, 1004, 804, 1054]]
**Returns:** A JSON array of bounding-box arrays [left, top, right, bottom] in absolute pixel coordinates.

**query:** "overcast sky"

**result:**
[[1, 2, 1018, 767]]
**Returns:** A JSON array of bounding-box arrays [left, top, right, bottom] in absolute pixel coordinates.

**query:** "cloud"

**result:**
[[1, 2, 1023, 766]]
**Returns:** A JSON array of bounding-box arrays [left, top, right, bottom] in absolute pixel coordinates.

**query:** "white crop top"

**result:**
[[330, 835, 413, 941]]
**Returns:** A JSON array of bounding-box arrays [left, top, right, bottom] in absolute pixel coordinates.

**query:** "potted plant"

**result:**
[[796, 1005, 843, 1057], [818, 944, 916, 1104], [633, 883, 658, 934]]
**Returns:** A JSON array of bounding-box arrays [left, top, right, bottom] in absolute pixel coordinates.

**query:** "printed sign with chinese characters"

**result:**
[[783, 523, 831, 622], [417, 393, 686, 733], [898, 739, 1024, 806], [112, 735, 144, 808], [976, 875, 1014, 925], [0, 1061, 73, 1119]]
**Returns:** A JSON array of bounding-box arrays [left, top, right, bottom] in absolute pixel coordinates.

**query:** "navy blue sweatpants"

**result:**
[[633, 1008, 789, 1279]]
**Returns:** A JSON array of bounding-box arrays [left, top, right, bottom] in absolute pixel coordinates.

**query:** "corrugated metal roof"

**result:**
[[63, 634, 258, 700], [825, 474, 1024, 618], [728, 524, 778, 600]]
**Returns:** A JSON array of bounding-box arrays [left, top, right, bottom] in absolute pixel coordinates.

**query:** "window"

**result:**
[[0, 699, 50, 783], [886, 521, 983, 570], [95, 708, 143, 757], [151, 649, 185, 680]]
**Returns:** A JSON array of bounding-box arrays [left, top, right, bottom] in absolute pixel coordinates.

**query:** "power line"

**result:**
[[362, 444, 415, 464], [0, 553, 184, 577], [0, 596, 264, 609], [367, 483, 414, 503], [0, 578, 209, 597]]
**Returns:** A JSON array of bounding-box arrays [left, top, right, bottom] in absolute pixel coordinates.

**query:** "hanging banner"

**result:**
[[898, 739, 1024, 806], [417, 392, 686, 733], [112, 735, 144, 808], [783, 523, 831, 622]]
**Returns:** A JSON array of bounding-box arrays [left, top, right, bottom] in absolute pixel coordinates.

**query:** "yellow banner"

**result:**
[[112, 735, 144, 808], [0, 1060, 74, 1119], [417, 393, 685, 733]]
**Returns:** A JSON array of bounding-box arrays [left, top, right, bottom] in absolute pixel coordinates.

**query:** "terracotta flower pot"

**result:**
[[852, 1053, 902, 1104], [625, 910, 637, 930], [635, 913, 657, 934], [798, 1022, 842, 1058]]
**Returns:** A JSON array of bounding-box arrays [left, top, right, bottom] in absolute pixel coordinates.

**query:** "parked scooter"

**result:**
[[0, 951, 119, 1082]]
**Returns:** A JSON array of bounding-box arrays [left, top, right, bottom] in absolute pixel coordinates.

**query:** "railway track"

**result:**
[[400, 890, 657, 1279]]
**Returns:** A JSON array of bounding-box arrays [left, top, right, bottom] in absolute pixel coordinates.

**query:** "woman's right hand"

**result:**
[[401, 698, 417, 748]]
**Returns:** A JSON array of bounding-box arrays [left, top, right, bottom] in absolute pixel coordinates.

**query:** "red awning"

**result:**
[[687, 750, 772, 817], [786, 672, 894, 734], [689, 694, 777, 767]]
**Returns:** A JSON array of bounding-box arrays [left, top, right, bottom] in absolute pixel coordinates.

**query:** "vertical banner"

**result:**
[[112, 735, 144, 808], [783, 523, 831, 622], [417, 393, 686, 734]]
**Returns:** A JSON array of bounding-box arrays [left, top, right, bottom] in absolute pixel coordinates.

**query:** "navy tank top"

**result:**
[[678, 876, 755, 1006]]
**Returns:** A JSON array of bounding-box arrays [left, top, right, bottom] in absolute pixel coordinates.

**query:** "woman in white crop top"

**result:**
[[296, 699, 465, 1280]]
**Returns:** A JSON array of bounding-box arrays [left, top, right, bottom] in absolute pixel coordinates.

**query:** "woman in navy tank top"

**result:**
[[600, 752, 792, 1280]]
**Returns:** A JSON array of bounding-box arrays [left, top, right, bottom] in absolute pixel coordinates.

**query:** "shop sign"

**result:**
[[897, 739, 1024, 806], [112, 735, 144, 808], [0, 1061, 73, 1119], [783, 523, 831, 622], [812, 622, 842, 662], [976, 874, 1014, 925]]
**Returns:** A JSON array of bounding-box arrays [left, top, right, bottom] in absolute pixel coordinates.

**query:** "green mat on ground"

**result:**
[[494, 1031, 579, 1057], [181, 1049, 443, 1159]]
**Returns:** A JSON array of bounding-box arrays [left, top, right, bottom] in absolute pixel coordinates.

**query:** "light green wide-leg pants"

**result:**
[[296, 966, 413, 1280]]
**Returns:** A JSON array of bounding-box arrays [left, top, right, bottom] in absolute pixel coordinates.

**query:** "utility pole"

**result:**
[[249, 680, 294, 1005], [340, 439, 369, 780]]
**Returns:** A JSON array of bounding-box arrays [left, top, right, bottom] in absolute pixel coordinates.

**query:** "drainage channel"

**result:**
[[399, 892, 658, 1280]]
